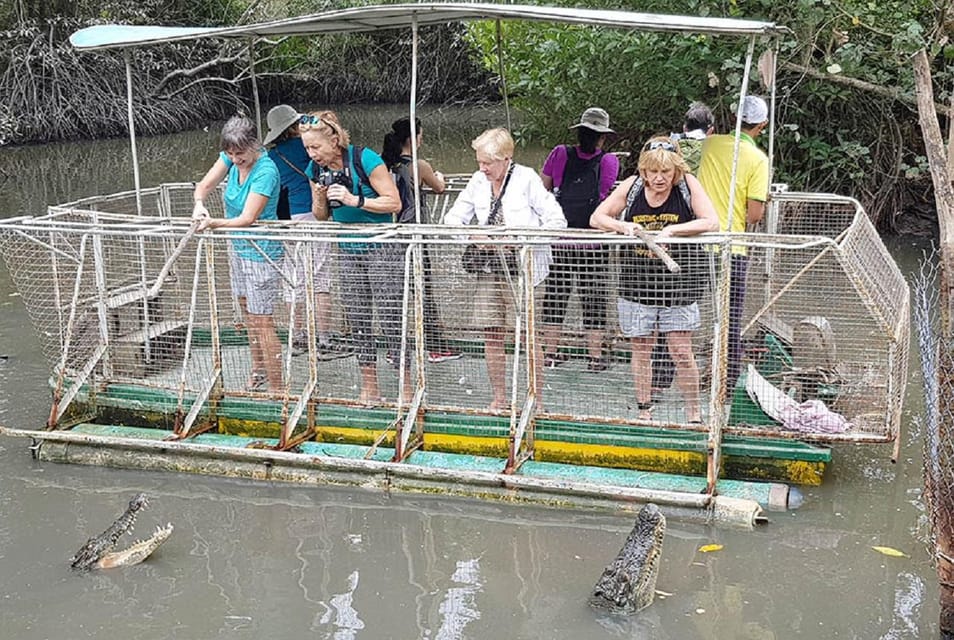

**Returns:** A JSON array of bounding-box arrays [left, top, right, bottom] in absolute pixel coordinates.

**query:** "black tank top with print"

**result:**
[[618, 183, 708, 307]]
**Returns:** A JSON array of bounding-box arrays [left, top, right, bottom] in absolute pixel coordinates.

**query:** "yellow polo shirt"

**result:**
[[697, 133, 769, 234]]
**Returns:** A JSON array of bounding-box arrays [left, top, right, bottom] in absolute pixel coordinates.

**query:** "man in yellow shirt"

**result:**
[[697, 95, 770, 390]]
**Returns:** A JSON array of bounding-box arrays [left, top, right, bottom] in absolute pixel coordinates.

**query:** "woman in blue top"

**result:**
[[192, 114, 284, 393], [299, 110, 406, 406]]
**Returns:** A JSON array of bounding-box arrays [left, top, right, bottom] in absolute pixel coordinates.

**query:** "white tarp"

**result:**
[[70, 2, 785, 51]]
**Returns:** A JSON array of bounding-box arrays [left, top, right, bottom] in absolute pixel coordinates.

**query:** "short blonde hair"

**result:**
[[637, 135, 689, 184], [471, 127, 514, 161], [300, 109, 351, 149]]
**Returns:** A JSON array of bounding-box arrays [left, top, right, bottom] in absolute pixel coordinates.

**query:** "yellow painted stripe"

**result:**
[[242, 423, 824, 485], [535, 441, 706, 476]]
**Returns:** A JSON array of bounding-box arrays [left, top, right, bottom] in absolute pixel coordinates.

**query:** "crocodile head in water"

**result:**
[[70, 493, 173, 570], [589, 503, 667, 614]]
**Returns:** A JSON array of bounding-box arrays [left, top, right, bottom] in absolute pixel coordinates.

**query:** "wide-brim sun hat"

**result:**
[[263, 104, 301, 145], [569, 107, 614, 134]]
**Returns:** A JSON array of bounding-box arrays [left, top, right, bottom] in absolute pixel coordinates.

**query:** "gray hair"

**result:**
[[684, 102, 714, 132], [220, 114, 259, 152]]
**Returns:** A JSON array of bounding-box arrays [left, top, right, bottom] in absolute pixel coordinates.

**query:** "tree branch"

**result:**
[[913, 47, 954, 268], [784, 61, 952, 117], [152, 52, 245, 95]]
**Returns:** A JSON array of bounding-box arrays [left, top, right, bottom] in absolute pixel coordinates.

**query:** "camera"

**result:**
[[313, 169, 351, 208]]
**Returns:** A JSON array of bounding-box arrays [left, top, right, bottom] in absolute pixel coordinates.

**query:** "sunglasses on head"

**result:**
[[643, 140, 677, 153], [299, 115, 337, 134]]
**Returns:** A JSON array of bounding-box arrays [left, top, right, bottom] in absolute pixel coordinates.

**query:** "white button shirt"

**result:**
[[443, 162, 567, 286]]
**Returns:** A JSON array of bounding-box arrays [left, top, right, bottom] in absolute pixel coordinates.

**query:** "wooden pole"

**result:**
[[912, 47, 954, 637]]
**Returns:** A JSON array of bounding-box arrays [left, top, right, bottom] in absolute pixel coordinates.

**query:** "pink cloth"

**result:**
[[777, 399, 850, 434], [745, 364, 850, 434]]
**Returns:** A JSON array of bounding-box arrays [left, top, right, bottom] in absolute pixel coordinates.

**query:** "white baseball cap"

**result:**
[[741, 96, 769, 125]]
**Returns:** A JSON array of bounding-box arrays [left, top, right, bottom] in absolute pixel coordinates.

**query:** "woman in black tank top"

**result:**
[[590, 136, 718, 424]]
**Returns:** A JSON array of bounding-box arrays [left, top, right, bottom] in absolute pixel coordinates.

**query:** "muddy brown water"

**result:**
[[0, 105, 938, 638]]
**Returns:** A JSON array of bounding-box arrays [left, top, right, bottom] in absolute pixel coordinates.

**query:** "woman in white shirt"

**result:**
[[443, 128, 567, 412]]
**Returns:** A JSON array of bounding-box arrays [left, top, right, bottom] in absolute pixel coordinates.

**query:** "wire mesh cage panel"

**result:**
[[0, 184, 908, 445], [769, 191, 860, 238]]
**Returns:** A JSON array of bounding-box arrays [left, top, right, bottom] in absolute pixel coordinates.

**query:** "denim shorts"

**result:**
[[617, 298, 700, 337]]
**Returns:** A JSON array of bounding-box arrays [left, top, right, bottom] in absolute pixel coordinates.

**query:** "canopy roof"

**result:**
[[70, 2, 786, 51]]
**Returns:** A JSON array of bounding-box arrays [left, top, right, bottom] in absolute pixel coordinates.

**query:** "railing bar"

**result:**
[[174, 239, 205, 428]]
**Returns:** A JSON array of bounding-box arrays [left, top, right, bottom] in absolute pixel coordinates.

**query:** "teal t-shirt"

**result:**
[[306, 145, 392, 252], [220, 150, 283, 261]]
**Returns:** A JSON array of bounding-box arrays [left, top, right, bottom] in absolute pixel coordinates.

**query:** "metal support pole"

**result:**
[[248, 39, 261, 139], [726, 36, 757, 230], [410, 16, 422, 223], [123, 51, 142, 216], [495, 20, 512, 132], [766, 38, 780, 186]]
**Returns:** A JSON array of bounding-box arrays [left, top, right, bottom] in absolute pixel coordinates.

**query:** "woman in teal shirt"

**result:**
[[192, 114, 284, 392], [299, 110, 406, 406]]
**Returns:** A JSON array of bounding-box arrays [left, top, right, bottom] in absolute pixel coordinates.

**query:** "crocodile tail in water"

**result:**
[[589, 503, 667, 614]]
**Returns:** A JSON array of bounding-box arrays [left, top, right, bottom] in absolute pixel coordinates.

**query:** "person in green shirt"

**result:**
[[673, 102, 715, 174], [299, 110, 408, 406]]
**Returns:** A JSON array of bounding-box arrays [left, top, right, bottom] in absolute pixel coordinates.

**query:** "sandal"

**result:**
[[587, 356, 608, 372], [247, 370, 268, 391], [637, 401, 653, 421]]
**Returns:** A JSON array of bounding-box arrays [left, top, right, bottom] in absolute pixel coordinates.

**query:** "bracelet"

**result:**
[[356, 194, 365, 209]]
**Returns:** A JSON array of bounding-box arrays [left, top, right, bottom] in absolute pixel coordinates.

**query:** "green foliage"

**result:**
[[465, 0, 950, 226], [466, 20, 744, 147]]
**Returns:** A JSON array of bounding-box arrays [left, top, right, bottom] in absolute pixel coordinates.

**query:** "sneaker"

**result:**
[[291, 333, 308, 357], [428, 349, 463, 364], [587, 357, 608, 372], [247, 370, 268, 391], [317, 340, 353, 361], [544, 352, 569, 368]]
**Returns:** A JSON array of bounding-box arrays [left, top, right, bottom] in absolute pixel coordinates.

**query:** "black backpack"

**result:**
[[391, 156, 424, 223], [346, 145, 371, 192], [555, 145, 603, 228]]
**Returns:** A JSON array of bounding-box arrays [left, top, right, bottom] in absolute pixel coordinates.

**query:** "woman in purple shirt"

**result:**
[[540, 107, 620, 372]]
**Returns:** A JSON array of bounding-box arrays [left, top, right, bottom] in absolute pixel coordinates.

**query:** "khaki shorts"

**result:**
[[283, 241, 332, 302], [472, 274, 545, 329]]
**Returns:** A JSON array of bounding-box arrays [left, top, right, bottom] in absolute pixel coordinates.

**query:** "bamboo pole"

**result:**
[[2, 426, 769, 528]]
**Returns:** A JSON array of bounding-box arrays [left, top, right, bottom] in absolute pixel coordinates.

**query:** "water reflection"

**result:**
[[0, 104, 546, 221]]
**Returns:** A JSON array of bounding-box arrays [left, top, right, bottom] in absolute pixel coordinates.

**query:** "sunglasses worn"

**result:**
[[644, 140, 677, 153]]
